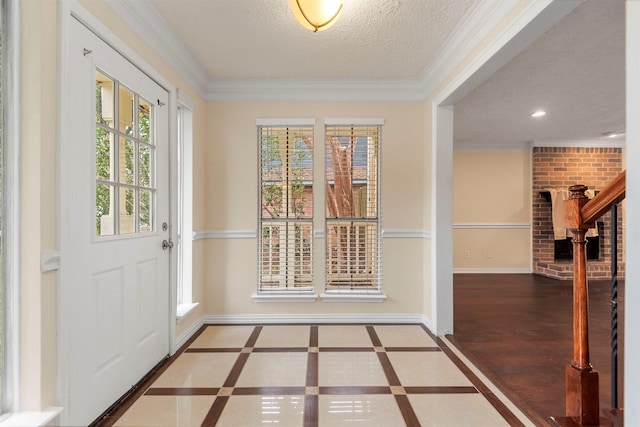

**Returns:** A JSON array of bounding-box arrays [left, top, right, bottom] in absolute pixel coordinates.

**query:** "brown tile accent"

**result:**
[[306, 352, 318, 387], [385, 347, 441, 352], [223, 352, 250, 388], [482, 392, 527, 427], [319, 347, 374, 352], [252, 347, 308, 353], [394, 394, 421, 427], [366, 325, 383, 347], [200, 395, 228, 427], [145, 387, 219, 395], [309, 325, 318, 347], [232, 386, 306, 395], [319, 386, 391, 395], [376, 352, 401, 386], [304, 394, 318, 427], [404, 386, 477, 394], [185, 348, 242, 353], [245, 326, 263, 347]]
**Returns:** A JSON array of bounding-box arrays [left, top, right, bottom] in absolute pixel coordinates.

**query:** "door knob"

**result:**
[[162, 239, 174, 250]]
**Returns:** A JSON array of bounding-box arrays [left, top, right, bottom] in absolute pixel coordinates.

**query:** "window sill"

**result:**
[[252, 292, 318, 302], [176, 302, 199, 323], [320, 292, 387, 303], [0, 407, 63, 426]]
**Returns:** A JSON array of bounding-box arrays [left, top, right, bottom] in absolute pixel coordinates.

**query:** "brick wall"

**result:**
[[532, 147, 624, 280]]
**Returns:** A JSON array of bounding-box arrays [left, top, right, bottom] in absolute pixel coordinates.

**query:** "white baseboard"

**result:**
[[453, 268, 532, 274], [174, 316, 205, 352], [421, 315, 434, 334]]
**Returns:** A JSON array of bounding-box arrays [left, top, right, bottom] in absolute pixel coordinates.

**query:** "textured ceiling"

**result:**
[[454, 0, 625, 147], [144, 0, 624, 147], [149, 0, 475, 79]]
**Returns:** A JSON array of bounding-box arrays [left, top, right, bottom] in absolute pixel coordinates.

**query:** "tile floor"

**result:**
[[97, 324, 530, 426]]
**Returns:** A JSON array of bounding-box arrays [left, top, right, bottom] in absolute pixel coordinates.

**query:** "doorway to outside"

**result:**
[[59, 15, 172, 426]]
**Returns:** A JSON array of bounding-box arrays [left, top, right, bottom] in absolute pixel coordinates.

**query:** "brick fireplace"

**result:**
[[532, 146, 624, 280]]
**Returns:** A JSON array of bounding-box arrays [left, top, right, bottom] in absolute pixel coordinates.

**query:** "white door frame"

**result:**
[[429, 0, 581, 334], [57, 0, 178, 421]]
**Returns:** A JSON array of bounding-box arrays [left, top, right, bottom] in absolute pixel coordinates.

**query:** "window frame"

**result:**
[[1, 0, 20, 413], [176, 90, 198, 320], [323, 118, 384, 298], [94, 69, 157, 238], [256, 119, 316, 297]]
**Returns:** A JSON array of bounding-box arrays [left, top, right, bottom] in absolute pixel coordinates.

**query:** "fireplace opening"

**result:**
[[554, 235, 600, 261]]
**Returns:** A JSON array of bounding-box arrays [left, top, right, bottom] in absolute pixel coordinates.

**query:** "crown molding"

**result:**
[[106, 0, 209, 99], [533, 139, 626, 148], [454, 141, 533, 152], [417, 0, 515, 100], [206, 78, 424, 102]]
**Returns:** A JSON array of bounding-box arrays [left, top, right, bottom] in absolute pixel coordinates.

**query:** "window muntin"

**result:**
[[259, 125, 313, 290], [325, 124, 381, 291], [95, 69, 155, 236]]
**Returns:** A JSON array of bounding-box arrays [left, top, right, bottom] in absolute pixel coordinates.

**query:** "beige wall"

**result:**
[[202, 102, 425, 315], [20, 0, 59, 410], [16, 0, 547, 414], [452, 151, 531, 270]]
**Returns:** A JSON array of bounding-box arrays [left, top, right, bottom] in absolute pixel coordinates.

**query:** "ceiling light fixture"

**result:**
[[290, 0, 343, 33], [603, 132, 625, 138], [531, 111, 546, 118]]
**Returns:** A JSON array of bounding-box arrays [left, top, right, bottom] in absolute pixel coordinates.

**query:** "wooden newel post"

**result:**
[[563, 184, 599, 425]]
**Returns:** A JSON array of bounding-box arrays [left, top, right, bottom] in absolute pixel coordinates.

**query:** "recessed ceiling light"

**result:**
[[603, 132, 625, 138], [531, 111, 546, 118]]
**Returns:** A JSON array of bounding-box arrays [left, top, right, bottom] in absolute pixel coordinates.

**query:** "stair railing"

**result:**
[[559, 170, 625, 425]]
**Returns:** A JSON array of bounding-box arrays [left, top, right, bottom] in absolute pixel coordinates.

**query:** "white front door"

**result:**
[[60, 17, 171, 426]]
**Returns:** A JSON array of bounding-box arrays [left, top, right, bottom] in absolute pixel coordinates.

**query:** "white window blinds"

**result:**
[[325, 124, 381, 291], [258, 124, 314, 290]]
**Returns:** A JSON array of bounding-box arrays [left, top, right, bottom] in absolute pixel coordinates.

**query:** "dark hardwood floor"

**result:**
[[449, 273, 624, 426]]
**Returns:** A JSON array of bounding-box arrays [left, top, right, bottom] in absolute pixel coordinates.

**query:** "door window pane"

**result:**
[[139, 189, 153, 232], [95, 129, 114, 181], [139, 98, 151, 143], [139, 144, 152, 187], [119, 85, 134, 135], [119, 187, 135, 234], [95, 69, 156, 237], [96, 183, 115, 236], [96, 71, 114, 128], [120, 137, 135, 185]]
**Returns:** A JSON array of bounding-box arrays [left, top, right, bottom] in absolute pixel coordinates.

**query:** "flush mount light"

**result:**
[[290, 0, 343, 32], [531, 111, 546, 118]]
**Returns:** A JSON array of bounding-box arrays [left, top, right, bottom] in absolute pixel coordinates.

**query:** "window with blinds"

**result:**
[[325, 123, 381, 292], [258, 124, 314, 291]]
